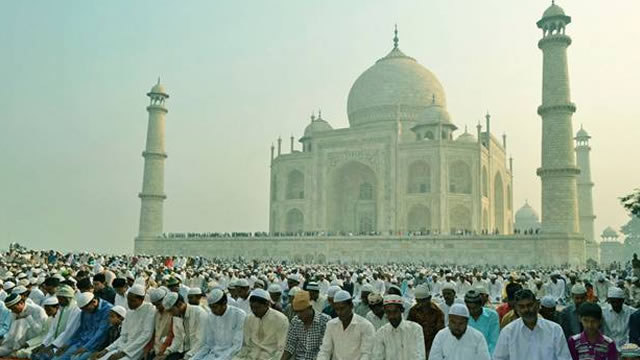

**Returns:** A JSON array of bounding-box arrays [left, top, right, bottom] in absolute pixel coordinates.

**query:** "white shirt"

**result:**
[[42, 302, 81, 347], [234, 297, 251, 315], [547, 281, 565, 302], [233, 308, 289, 360], [437, 299, 464, 326], [365, 311, 389, 330], [115, 293, 129, 310], [603, 303, 636, 349], [168, 305, 207, 359], [373, 320, 425, 360], [317, 313, 375, 360], [192, 306, 245, 360], [429, 326, 489, 360], [489, 280, 503, 302], [493, 318, 571, 360], [106, 302, 156, 360]]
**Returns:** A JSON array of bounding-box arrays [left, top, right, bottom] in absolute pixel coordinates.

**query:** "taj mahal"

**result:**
[[134, 3, 602, 266]]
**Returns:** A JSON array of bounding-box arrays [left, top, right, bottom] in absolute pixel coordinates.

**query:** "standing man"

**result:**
[[559, 284, 587, 339], [373, 295, 425, 360], [317, 290, 374, 360], [365, 293, 388, 330], [428, 304, 490, 360], [354, 284, 374, 317], [464, 290, 499, 355], [493, 289, 570, 360], [282, 291, 330, 360], [602, 287, 636, 350], [407, 284, 444, 355]]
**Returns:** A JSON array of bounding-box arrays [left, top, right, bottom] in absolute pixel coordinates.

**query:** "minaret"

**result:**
[[536, 3, 580, 234], [137, 79, 169, 240], [575, 126, 597, 259]]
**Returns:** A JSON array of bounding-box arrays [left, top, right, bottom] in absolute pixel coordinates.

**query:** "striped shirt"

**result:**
[[285, 310, 331, 360]]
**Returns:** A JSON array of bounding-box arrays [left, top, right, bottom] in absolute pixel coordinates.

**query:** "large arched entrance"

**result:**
[[328, 161, 378, 234], [407, 205, 431, 232]]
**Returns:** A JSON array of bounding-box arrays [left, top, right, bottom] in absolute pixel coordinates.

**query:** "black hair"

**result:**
[[93, 273, 106, 283], [514, 289, 536, 302], [44, 277, 60, 287], [578, 302, 603, 320], [77, 277, 93, 292], [214, 294, 227, 306], [506, 283, 524, 300], [112, 278, 127, 289], [249, 296, 270, 305]]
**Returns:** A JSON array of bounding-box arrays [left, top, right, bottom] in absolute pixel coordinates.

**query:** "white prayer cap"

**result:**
[[237, 279, 250, 288], [305, 282, 319, 291], [4, 293, 21, 308], [3, 281, 15, 291], [449, 304, 469, 318], [42, 296, 59, 306], [571, 284, 587, 295], [268, 284, 282, 294], [18, 279, 29, 287], [29, 278, 38, 285], [207, 289, 225, 305], [76, 292, 95, 308], [333, 290, 352, 303], [12, 285, 28, 295], [442, 283, 456, 292], [148, 288, 167, 303], [288, 286, 301, 298], [287, 274, 301, 283], [414, 285, 431, 299], [111, 305, 127, 319], [383, 294, 404, 306], [128, 284, 146, 297], [327, 285, 342, 299], [249, 289, 271, 303], [188, 287, 202, 296], [227, 279, 238, 289], [540, 295, 556, 309], [361, 284, 375, 293], [162, 292, 179, 309], [608, 287, 625, 299]]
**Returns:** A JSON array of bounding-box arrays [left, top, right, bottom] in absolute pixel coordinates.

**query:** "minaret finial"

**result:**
[[318, 109, 322, 119], [157, 77, 160, 85], [432, 94, 436, 104], [311, 112, 315, 122], [552, 0, 555, 5], [393, 24, 399, 49]]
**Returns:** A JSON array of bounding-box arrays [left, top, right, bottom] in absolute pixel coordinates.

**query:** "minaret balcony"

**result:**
[[537, 103, 576, 116], [538, 34, 571, 48]]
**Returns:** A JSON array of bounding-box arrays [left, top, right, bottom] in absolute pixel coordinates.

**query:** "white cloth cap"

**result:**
[[288, 286, 301, 298], [249, 289, 271, 302], [306, 282, 319, 291], [162, 292, 179, 309], [148, 288, 167, 303], [237, 279, 250, 287], [128, 284, 146, 297], [361, 284, 375, 293], [414, 285, 431, 299], [571, 284, 587, 295], [267, 284, 282, 293], [540, 295, 556, 308], [327, 285, 342, 298], [76, 292, 95, 308], [188, 287, 202, 296], [608, 287, 625, 299], [449, 303, 469, 318], [333, 290, 352, 303], [111, 305, 127, 319], [3, 281, 15, 291], [12, 285, 28, 295], [383, 294, 404, 306], [42, 296, 59, 306], [208, 289, 225, 304]]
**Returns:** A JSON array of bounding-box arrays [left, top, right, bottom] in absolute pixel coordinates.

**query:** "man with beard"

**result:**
[[602, 287, 636, 350], [493, 289, 570, 360], [559, 284, 588, 339], [372, 295, 424, 360], [428, 304, 490, 360], [407, 284, 444, 355]]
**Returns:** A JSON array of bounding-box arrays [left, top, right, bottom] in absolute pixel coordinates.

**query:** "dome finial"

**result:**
[[311, 112, 315, 122], [393, 24, 399, 49], [157, 77, 161, 85], [318, 108, 322, 120]]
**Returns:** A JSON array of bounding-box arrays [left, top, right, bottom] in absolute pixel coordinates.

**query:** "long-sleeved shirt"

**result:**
[[0, 304, 12, 339], [284, 310, 330, 360], [493, 317, 571, 360], [372, 320, 425, 360], [567, 332, 618, 360], [106, 302, 155, 360], [602, 303, 636, 349], [317, 313, 374, 360], [629, 309, 640, 346], [166, 305, 206, 359], [13, 302, 48, 343], [365, 311, 388, 330], [68, 299, 113, 351], [192, 306, 245, 360], [407, 302, 445, 355], [233, 308, 289, 360], [467, 307, 499, 355], [42, 303, 81, 348], [559, 304, 582, 339], [428, 326, 490, 360], [151, 311, 173, 354]]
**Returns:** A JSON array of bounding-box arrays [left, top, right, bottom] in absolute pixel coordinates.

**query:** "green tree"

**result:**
[[622, 216, 640, 247], [621, 188, 640, 217]]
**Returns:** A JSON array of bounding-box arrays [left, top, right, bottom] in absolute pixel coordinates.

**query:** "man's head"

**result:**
[[383, 295, 404, 328], [305, 282, 320, 301], [268, 284, 283, 303], [42, 277, 60, 296], [414, 284, 432, 307], [163, 292, 187, 317], [187, 288, 203, 306], [287, 274, 300, 290], [237, 279, 250, 300], [4, 293, 25, 314], [149, 287, 168, 312], [367, 293, 384, 318], [248, 289, 271, 318], [112, 278, 128, 296], [208, 289, 228, 316], [448, 304, 469, 339], [607, 287, 625, 312], [514, 289, 539, 324], [166, 277, 181, 293], [505, 283, 524, 307], [43, 297, 60, 317], [571, 284, 587, 309], [442, 286, 456, 306], [464, 290, 483, 319], [539, 295, 557, 321], [77, 292, 98, 313], [93, 273, 106, 291], [333, 290, 354, 323], [56, 284, 75, 307], [292, 291, 314, 324], [109, 306, 126, 326], [578, 302, 603, 337]]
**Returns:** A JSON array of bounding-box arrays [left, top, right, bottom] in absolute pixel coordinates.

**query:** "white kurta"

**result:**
[[372, 320, 425, 360], [41, 303, 81, 348], [102, 302, 156, 360], [493, 318, 571, 360], [192, 306, 246, 360], [233, 308, 289, 360], [365, 311, 389, 330], [317, 313, 375, 360], [169, 305, 207, 359], [115, 293, 129, 310], [603, 303, 636, 349], [428, 326, 490, 360], [0, 302, 48, 355]]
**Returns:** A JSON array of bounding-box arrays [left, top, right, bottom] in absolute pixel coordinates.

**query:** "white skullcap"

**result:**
[[571, 284, 587, 295], [12, 285, 28, 295], [361, 284, 374, 293], [383, 294, 404, 306], [305, 282, 319, 291], [111, 305, 127, 319], [442, 283, 456, 292], [4, 293, 21, 308], [249, 289, 271, 302], [76, 292, 95, 308], [3, 281, 15, 291], [128, 284, 146, 297], [540, 295, 556, 309], [287, 274, 301, 282], [288, 286, 301, 298], [148, 288, 167, 303], [414, 285, 431, 300], [188, 287, 202, 296], [208, 289, 225, 305], [19, 279, 29, 287], [237, 279, 250, 287], [333, 290, 352, 303], [608, 287, 625, 299], [42, 296, 59, 306], [267, 284, 282, 293], [327, 285, 342, 298], [449, 303, 470, 318], [162, 292, 179, 309]]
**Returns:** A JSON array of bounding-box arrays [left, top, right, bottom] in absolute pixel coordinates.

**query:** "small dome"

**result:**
[[515, 202, 540, 222], [543, 3, 565, 18], [601, 226, 618, 238], [414, 104, 455, 128], [304, 118, 332, 137], [456, 131, 476, 143], [576, 126, 590, 139], [149, 81, 167, 95]]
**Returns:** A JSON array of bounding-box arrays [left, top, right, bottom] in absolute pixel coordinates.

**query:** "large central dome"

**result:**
[[347, 41, 447, 128]]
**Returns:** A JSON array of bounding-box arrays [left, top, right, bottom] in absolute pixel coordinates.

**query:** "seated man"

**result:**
[[14, 296, 60, 358], [0, 293, 48, 356], [32, 285, 82, 360], [162, 291, 207, 360]]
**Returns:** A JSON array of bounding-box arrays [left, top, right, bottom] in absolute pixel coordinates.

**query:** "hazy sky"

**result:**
[[1, 1, 639, 254]]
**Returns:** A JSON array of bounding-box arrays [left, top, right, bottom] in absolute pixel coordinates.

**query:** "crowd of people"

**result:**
[[1, 248, 640, 359]]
